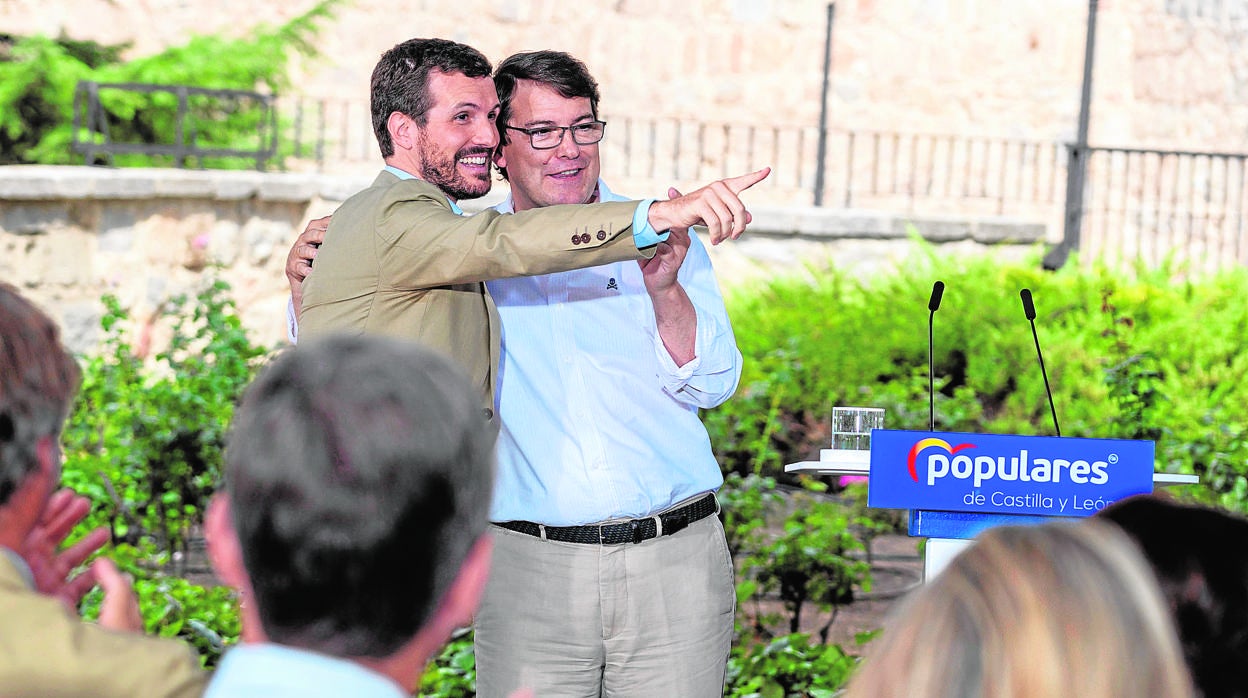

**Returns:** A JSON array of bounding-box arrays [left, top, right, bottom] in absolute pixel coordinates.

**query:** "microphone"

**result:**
[[928, 281, 944, 431], [1019, 288, 1061, 436]]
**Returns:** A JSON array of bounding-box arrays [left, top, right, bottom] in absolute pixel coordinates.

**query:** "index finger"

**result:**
[[724, 166, 771, 195]]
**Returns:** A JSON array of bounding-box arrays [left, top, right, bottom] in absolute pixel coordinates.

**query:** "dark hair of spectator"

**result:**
[[1101, 495, 1248, 698], [0, 284, 80, 506], [224, 335, 495, 657]]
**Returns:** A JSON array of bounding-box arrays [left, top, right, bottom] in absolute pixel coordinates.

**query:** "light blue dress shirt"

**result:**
[[204, 643, 407, 698], [486, 180, 742, 525]]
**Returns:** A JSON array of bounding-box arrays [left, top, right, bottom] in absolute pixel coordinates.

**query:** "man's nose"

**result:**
[[554, 129, 581, 158], [474, 120, 499, 148]]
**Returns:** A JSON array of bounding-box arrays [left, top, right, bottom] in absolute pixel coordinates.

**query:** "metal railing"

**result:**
[[279, 97, 1063, 214], [605, 120, 1069, 219], [275, 96, 1248, 272], [72, 82, 277, 170], [1075, 146, 1248, 272]]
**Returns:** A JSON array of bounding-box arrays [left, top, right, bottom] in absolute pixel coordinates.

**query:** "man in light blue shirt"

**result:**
[[202, 335, 497, 698], [473, 51, 742, 698]]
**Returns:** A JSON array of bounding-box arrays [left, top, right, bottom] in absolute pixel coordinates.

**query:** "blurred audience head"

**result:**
[[0, 283, 79, 510], [1101, 495, 1248, 698], [845, 520, 1192, 698], [207, 334, 496, 675]]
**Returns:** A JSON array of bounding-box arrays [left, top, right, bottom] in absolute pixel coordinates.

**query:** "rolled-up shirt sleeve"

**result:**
[[651, 234, 742, 408]]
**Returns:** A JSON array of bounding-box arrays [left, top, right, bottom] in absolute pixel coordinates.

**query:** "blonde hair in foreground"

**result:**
[[845, 520, 1192, 698]]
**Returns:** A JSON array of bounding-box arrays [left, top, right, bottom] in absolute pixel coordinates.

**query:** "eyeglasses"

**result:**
[[503, 120, 607, 150]]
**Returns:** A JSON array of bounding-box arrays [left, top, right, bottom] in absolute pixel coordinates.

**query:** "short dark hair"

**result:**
[[370, 38, 493, 158], [0, 284, 80, 506], [224, 335, 495, 657], [1100, 496, 1248, 698], [493, 50, 601, 180]]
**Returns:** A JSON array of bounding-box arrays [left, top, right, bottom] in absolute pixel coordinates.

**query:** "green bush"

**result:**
[[0, 0, 339, 167], [725, 633, 859, 698], [420, 629, 477, 698], [50, 247, 1248, 693], [63, 281, 268, 557], [63, 279, 269, 666], [710, 248, 1248, 513]]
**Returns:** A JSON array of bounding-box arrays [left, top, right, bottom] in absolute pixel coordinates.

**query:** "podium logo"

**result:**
[[908, 438, 1110, 487], [907, 438, 975, 483]]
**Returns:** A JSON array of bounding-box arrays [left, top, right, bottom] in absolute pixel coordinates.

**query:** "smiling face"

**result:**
[[495, 80, 601, 212], [410, 70, 500, 202]]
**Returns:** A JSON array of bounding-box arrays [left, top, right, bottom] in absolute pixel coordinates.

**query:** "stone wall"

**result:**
[[3, 0, 1244, 155], [0, 166, 1044, 354]]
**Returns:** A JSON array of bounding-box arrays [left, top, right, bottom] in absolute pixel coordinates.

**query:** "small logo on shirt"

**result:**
[[606, 278, 619, 290]]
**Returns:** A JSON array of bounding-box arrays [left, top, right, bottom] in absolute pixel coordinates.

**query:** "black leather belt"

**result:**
[[495, 493, 718, 545]]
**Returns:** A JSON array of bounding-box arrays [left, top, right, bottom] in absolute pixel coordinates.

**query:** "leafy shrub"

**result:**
[[50, 246, 1248, 694], [0, 1, 339, 167], [743, 493, 871, 642], [63, 279, 268, 665], [725, 633, 859, 698], [420, 629, 477, 698], [63, 281, 268, 558], [710, 247, 1248, 514]]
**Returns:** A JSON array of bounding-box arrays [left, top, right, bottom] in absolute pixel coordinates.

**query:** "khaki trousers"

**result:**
[[474, 513, 735, 698]]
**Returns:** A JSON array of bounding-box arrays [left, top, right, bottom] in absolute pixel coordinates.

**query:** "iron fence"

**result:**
[[1077, 146, 1248, 272], [278, 96, 1248, 272], [73, 81, 277, 170], [279, 97, 1063, 214]]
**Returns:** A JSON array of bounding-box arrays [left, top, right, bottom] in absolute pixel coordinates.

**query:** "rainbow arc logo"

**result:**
[[906, 438, 976, 482]]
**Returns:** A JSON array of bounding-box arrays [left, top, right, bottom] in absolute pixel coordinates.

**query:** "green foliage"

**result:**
[[63, 280, 268, 556], [710, 247, 1248, 514], [79, 544, 241, 667], [0, 0, 340, 166], [44, 245, 1248, 696], [62, 279, 268, 666], [719, 473, 783, 558], [419, 629, 477, 698], [744, 494, 871, 642], [840, 480, 906, 564], [725, 633, 858, 698]]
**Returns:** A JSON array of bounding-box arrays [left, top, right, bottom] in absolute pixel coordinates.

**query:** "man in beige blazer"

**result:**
[[0, 283, 206, 697], [298, 37, 766, 411]]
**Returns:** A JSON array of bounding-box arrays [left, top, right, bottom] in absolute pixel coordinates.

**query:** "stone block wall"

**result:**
[[4, 0, 1243, 159]]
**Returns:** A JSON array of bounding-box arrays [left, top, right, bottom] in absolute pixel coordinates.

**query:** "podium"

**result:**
[[786, 429, 1199, 579]]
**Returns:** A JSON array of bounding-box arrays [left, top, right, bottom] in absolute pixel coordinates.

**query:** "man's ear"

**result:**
[[388, 111, 416, 152], [205, 493, 268, 643], [441, 534, 494, 628], [0, 437, 58, 540], [205, 495, 247, 591], [492, 148, 508, 171], [31, 437, 59, 496]]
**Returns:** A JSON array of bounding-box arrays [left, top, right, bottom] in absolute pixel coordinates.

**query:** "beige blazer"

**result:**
[[300, 171, 652, 408], [0, 555, 208, 698]]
